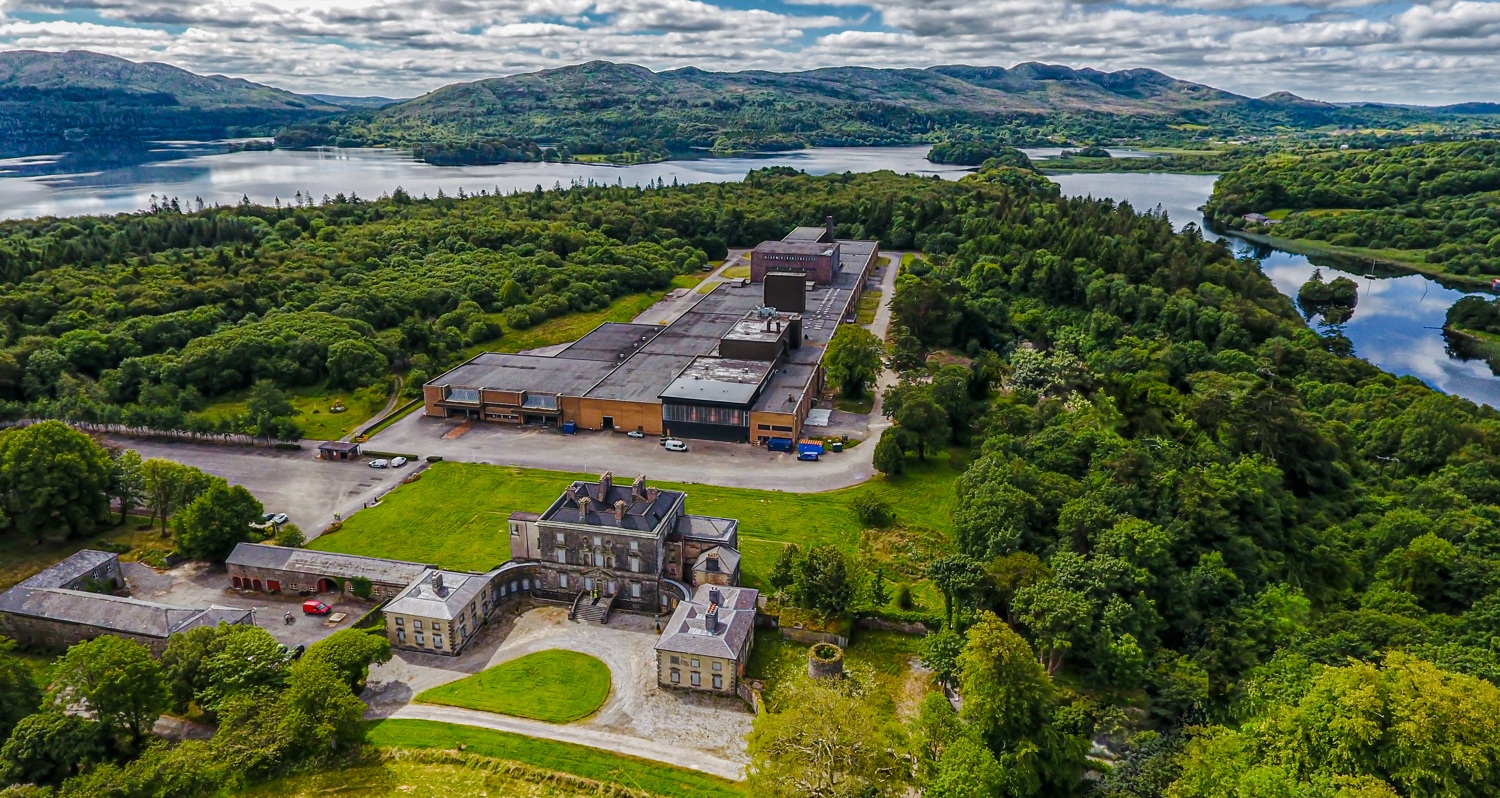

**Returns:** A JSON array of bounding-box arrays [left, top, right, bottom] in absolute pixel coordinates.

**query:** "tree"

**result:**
[[0, 421, 112, 541], [926, 735, 1008, 798], [958, 613, 1086, 797], [302, 629, 392, 693], [922, 628, 967, 688], [768, 544, 801, 597], [56, 739, 221, 798], [273, 522, 306, 548], [0, 712, 104, 786], [244, 379, 298, 442], [0, 637, 42, 744], [851, 494, 894, 528], [47, 636, 167, 752], [326, 339, 387, 389], [1012, 579, 1094, 675], [107, 448, 145, 525], [198, 625, 289, 712], [160, 624, 219, 713], [825, 325, 884, 398], [747, 678, 902, 797], [142, 459, 218, 533], [872, 430, 906, 476], [888, 384, 950, 459], [172, 482, 263, 562], [927, 556, 985, 629], [272, 658, 367, 757], [794, 545, 856, 617]]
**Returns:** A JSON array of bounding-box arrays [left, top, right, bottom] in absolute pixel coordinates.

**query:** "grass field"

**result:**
[[465, 292, 665, 360], [239, 748, 691, 798], [310, 452, 967, 589], [720, 265, 750, 279], [417, 650, 612, 723], [362, 720, 741, 798], [199, 381, 391, 441]]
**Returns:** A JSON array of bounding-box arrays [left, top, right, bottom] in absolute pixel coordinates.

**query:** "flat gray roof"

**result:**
[[554, 323, 663, 363], [754, 240, 837, 257], [431, 353, 610, 396], [754, 362, 820, 414], [586, 353, 685, 403], [784, 226, 829, 242], [660, 357, 774, 406], [723, 311, 799, 343]]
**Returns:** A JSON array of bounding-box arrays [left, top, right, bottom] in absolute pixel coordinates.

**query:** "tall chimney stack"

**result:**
[[598, 470, 613, 501], [614, 499, 627, 522], [577, 495, 591, 516], [705, 603, 719, 634], [824, 215, 835, 242]]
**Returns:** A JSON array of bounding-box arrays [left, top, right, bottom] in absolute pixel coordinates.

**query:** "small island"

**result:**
[[1445, 295, 1500, 375], [928, 140, 1036, 169], [1297, 269, 1359, 324], [1059, 146, 1112, 158]]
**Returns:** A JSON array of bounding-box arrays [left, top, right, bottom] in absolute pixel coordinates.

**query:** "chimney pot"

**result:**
[[614, 499, 627, 522]]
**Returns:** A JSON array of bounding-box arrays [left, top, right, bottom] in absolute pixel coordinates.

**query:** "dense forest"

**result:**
[[273, 60, 1500, 165], [1205, 139, 1500, 277], [3, 161, 1500, 796], [0, 51, 343, 158]]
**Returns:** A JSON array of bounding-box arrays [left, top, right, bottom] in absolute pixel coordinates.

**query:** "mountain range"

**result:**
[[2, 50, 1495, 164]]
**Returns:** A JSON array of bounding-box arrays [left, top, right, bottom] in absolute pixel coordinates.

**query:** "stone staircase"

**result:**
[[569, 590, 617, 624]]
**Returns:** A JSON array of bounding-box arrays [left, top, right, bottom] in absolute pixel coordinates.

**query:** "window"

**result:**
[[629, 541, 639, 551], [690, 672, 701, 686], [395, 617, 404, 626], [415, 633, 425, 645], [433, 635, 443, 649], [555, 531, 565, 543], [397, 631, 406, 643], [560, 573, 569, 589], [630, 582, 641, 598], [690, 659, 700, 668], [712, 661, 722, 671], [432, 623, 442, 632], [594, 551, 604, 567], [670, 656, 680, 665], [555, 549, 567, 564], [670, 669, 680, 684], [629, 556, 640, 573], [413, 620, 423, 631], [712, 675, 723, 689], [757, 424, 771, 430], [592, 535, 602, 546], [663, 403, 749, 427]]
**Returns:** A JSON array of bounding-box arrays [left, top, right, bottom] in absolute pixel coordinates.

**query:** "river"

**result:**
[[1, 143, 1494, 408]]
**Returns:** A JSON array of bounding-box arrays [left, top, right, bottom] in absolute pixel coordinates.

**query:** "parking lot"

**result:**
[[105, 437, 405, 537], [123, 561, 368, 649]]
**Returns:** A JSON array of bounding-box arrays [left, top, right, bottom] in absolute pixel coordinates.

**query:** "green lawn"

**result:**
[[238, 752, 603, 798], [720, 265, 750, 279], [310, 452, 967, 587], [363, 720, 741, 798], [417, 650, 612, 723], [199, 380, 391, 441], [0, 521, 172, 590], [855, 289, 881, 326]]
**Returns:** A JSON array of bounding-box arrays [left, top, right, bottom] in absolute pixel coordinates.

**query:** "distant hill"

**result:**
[[0, 49, 344, 156], [277, 60, 1481, 165], [309, 93, 404, 109]]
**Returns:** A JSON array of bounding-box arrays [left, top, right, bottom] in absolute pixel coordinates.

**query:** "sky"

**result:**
[[1, 0, 1499, 104]]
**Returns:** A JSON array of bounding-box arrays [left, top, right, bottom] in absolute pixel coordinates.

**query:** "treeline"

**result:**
[[1205, 139, 1500, 276], [0, 624, 385, 795], [829, 161, 1500, 796]]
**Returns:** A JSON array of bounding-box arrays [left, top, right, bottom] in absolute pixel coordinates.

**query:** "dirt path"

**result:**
[[383, 704, 746, 780], [341, 376, 403, 442]]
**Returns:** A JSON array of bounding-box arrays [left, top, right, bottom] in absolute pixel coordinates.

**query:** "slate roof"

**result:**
[[541, 478, 684, 533], [384, 569, 495, 620], [9, 549, 116, 592], [227, 543, 432, 585], [692, 546, 741, 577], [673, 514, 738, 545], [655, 583, 759, 659]]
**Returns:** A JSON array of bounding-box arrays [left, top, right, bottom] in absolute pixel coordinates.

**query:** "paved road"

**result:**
[[106, 437, 403, 536], [385, 704, 746, 780]]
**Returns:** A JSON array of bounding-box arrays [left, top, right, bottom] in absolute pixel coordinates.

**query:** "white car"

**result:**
[[368, 459, 389, 468], [390, 456, 408, 467], [663, 439, 688, 452], [627, 430, 645, 439]]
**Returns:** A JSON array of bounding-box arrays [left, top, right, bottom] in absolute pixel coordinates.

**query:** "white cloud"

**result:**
[[1, 0, 1499, 103]]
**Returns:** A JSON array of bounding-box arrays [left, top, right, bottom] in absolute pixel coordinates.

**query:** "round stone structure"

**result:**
[[808, 643, 845, 679]]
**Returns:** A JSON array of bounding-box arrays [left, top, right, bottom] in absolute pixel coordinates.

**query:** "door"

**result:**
[[602, 416, 614, 429], [267, 580, 280, 593], [252, 579, 263, 591], [318, 577, 335, 593]]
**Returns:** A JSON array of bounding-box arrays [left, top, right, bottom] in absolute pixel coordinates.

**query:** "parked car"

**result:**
[[368, 459, 389, 469], [663, 439, 688, 452], [627, 430, 645, 439], [267, 512, 289, 526], [302, 600, 331, 615], [390, 456, 408, 467]]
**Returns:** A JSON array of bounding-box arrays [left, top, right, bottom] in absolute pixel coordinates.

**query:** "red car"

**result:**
[[302, 600, 331, 615]]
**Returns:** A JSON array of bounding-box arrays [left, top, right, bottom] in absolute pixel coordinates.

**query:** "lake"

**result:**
[[0, 144, 973, 220], [1, 143, 1494, 408], [1050, 172, 1500, 409]]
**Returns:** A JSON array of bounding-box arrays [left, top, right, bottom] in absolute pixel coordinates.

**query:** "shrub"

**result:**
[[851, 494, 894, 528], [895, 583, 913, 610], [426, 455, 444, 462], [348, 577, 373, 599]]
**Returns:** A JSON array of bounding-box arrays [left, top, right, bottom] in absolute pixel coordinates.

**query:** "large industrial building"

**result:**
[[423, 223, 879, 444]]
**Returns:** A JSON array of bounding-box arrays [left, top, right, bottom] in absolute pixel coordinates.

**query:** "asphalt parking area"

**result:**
[[102, 437, 402, 537], [124, 561, 372, 649]]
